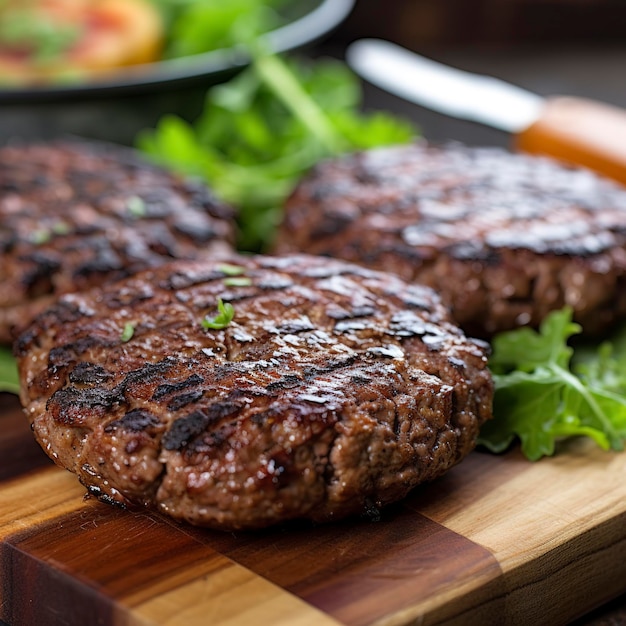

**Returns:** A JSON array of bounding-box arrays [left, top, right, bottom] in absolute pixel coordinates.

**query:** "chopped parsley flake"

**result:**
[[217, 263, 246, 276], [121, 322, 136, 342], [30, 228, 51, 245], [126, 196, 146, 218], [52, 221, 71, 235], [223, 276, 253, 287], [202, 297, 235, 330], [29, 221, 71, 245]]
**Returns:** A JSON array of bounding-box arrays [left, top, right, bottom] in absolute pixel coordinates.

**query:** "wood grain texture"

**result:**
[[2, 393, 626, 626]]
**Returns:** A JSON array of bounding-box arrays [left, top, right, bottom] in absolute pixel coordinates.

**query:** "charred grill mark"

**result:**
[[69, 362, 113, 385], [310, 213, 352, 238], [163, 401, 243, 450], [255, 276, 295, 291], [12, 327, 40, 357], [302, 354, 358, 379], [167, 389, 204, 411], [173, 216, 217, 242], [47, 386, 124, 425], [21, 253, 61, 297], [444, 241, 499, 263], [105, 408, 160, 433], [273, 317, 315, 334], [401, 290, 438, 311], [117, 357, 176, 392], [144, 229, 181, 258], [49, 336, 104, 367], [152, 373, 205, 401], [447, 356, 467, 370], [103, 286, 154, 309], [388, 311, 446, 338], [325, 304, 376, 321], [72, 241, 124, 278], [266, 374, 303, 392], [180, 180, 234, 220], [161, 269, 225, 291]]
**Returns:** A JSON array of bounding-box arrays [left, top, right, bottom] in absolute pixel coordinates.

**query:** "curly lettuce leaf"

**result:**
[[479, 308, 626, 460]]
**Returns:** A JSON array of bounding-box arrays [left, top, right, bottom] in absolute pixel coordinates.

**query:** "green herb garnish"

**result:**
[[202, 297, 235, 329], [479, 308, 626, 460], [30, 228, 51, 245], [149, 0, 289, 59], [137, 53, 416, 251], [223, 276, 253, 287], [0, 346, 20, 394], [126, 196, 147, 218], [51, 221, 71, 235], [121, 322, 136, 342], [217, 263, 246, 276]]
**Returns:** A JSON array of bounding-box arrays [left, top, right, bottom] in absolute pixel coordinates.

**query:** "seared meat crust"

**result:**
[[0, 140, 235, 342], [16, 254, 492, 530], [276, 143, 626, 337]]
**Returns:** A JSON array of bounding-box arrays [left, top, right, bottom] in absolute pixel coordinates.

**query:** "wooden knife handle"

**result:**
[[515, 96, 626, 186]]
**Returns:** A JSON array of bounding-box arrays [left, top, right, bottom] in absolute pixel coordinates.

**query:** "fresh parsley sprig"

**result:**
[[121, 322, 136, 342], [137, 53, 416, 251], [202, 297, 235, 329], [479, 308, 626, 460]]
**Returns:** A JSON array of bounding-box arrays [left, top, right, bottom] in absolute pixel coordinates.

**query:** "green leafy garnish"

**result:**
[[137, 52, 417, 250], [217, 263, 247, 276], [0, 346, 19, 394], [126, 196, 147, 218], [29, 228, 51, 245], [202, 297, 235, 329], [121, 322, 136, 343], [223, 276, 253, 287], [479, 308, 626, 460], [51, 221, 71, 235], [150, 0, 289, 59]]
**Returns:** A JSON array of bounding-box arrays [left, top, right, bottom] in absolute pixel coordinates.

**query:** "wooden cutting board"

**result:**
[[2, 390, 626, 626]]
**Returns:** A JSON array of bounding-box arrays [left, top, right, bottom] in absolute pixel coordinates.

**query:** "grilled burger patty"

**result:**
[[0, 141, 235, 343], [15, 254, 493, 530], [276, 143, 626, 337]]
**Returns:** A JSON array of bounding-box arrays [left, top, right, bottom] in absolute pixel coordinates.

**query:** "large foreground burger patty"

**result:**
[[15, 254, 493, 530], [0, 140, 235, 343], [275, 143, 626, 337]]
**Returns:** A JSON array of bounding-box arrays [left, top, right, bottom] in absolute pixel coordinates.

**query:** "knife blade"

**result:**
[[346, 38, 626, 185]]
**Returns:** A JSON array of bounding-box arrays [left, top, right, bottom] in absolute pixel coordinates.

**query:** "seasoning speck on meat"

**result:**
[[275, 142, 626, 337], [15, 254, 493, 530], [0, 140, 236, 343]]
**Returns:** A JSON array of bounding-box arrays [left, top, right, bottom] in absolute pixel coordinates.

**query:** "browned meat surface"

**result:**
[[15, 254, 493, 530], [0, 140, 236, 343], [276, 142, 626, 337]]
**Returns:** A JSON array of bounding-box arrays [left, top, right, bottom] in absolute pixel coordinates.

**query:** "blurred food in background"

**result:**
[[0, 0, 293, 86], [0, 0, 163, 85]]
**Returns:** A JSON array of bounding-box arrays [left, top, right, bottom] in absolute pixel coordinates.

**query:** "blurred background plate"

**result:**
[[0, 0, 355, 144]]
